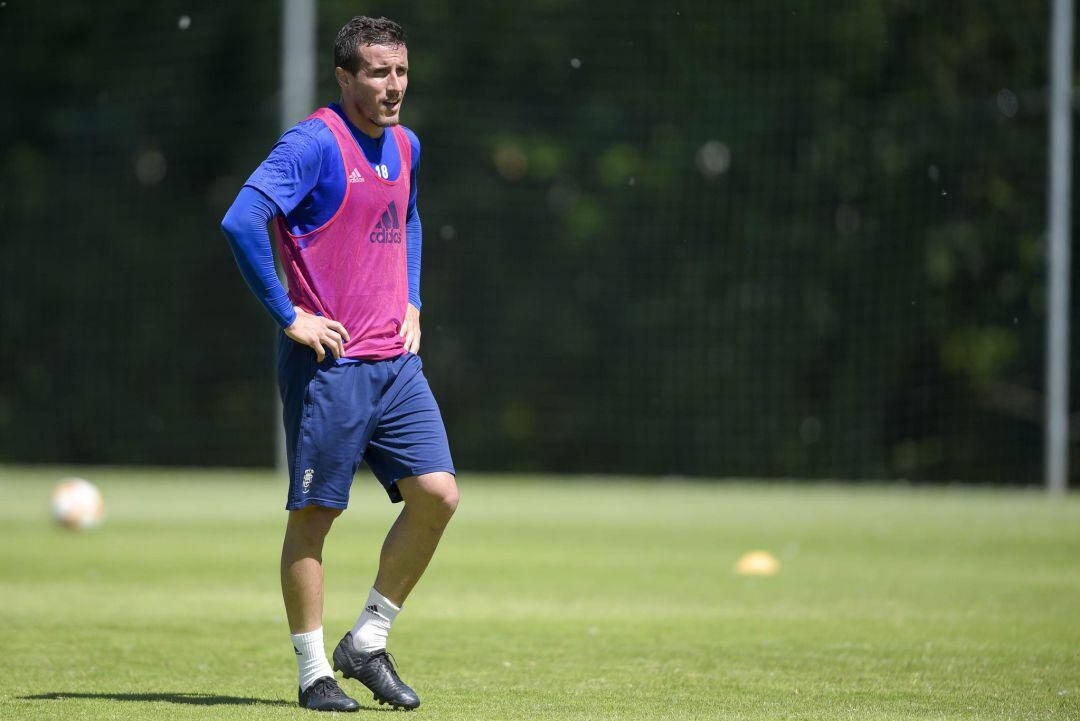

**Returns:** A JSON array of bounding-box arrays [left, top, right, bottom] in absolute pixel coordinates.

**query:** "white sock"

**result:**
[[291, 627, 334, 691], [350, 587, 401, 653]]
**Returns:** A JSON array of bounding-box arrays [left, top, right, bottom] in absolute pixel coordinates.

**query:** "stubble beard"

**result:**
[[362, 103, 401, 129]]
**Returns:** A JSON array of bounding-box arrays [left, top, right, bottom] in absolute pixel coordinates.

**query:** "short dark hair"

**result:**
[[334, 16, 406, 74]]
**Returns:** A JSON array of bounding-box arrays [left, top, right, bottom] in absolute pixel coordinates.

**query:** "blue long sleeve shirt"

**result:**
[[221, 103, 423, 329]]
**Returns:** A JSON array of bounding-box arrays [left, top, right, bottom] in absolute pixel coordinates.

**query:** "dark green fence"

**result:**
[[0, 0, 1073, 483]]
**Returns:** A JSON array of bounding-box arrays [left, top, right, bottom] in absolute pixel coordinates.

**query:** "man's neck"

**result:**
[[339, 98, 384, 140]]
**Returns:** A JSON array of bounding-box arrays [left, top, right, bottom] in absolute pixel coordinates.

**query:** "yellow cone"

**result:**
[[735, 550, 779, 576]]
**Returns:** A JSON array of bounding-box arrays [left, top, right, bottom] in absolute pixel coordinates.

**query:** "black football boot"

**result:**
[[332, 633, 420, 710], [298, 676, 360, 712]]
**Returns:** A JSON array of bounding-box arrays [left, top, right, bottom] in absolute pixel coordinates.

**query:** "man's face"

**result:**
[[339, 43, 409, 133]]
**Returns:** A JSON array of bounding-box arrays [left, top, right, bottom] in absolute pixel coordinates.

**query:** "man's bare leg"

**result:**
[[374, 471, 460, 605], [331, 472, 459, 710], [281, 504, 359, 709], [349, 471, 460, 647], [281, 504, 342, 632]]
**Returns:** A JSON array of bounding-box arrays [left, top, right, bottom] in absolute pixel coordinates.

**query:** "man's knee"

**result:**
[[401, 472, 459, 520], [434, 473, 460, 517], [285, 504, 343, 544]]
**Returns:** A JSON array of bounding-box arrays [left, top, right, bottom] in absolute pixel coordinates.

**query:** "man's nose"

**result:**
[[387, 73, 402, 92]]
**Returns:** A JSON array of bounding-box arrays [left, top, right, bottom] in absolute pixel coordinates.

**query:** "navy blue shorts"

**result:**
[[277, 333, 455, 510]]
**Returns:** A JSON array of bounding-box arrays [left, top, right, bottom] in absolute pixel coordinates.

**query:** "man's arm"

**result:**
[[221, 186, 295, 328], [404, 126, 422, 310], [220, 187, 350, 361], [401, 127, 423, 353], [221, 124, 351, 361]]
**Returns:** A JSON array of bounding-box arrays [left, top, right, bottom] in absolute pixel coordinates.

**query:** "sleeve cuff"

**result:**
[[242, 181, 287, 217]]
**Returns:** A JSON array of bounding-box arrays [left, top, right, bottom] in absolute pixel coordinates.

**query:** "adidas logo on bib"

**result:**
[[369, 201, 402, 244], [348, 168, 364, 184]]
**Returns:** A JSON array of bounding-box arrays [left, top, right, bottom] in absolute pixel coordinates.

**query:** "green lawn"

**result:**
[[0, 466, 1077, 720]]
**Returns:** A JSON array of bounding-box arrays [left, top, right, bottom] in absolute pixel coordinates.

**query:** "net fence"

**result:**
[[0, 0, 1071, 483]]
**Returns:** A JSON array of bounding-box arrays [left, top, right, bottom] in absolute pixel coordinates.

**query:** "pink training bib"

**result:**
[[273, 107, 412, 361]]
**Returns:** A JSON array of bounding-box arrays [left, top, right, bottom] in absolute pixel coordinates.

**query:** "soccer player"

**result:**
[[220, 16, 458, 713]]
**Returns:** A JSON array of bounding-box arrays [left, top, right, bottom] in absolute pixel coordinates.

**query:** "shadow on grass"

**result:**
[[21, 691, 399, 711], [20, 692, 292, 707]]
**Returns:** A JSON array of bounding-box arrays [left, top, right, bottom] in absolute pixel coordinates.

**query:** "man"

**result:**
[[221, 16, 458, 713]]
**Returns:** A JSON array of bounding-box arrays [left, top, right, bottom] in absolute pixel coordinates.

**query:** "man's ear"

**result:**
[[334, 67, 350, 89]]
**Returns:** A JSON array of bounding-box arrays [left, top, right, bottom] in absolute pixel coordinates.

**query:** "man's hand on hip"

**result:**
[[285, 307, 350, 362], [400, 304, 421, 354]]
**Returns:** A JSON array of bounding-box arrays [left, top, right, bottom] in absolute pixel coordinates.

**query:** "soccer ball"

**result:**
[[51, 477, 105, 529]]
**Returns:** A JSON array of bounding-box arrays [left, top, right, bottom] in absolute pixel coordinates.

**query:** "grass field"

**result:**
[[1, 467, 1078, 720]]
